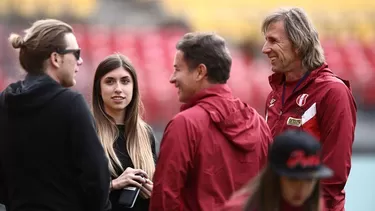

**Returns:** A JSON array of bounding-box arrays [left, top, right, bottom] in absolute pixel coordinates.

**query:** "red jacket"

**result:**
[[220, 189, 325, 211], [265, 64, 357, 211], [149, 84, 273, 211]]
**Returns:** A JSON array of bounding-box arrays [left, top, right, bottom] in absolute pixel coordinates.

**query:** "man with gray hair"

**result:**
[[261, 7, 357, 211]]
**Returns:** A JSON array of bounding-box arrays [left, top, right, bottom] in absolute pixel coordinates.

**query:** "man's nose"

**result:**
[[77, 57, 83, 66], [169, 73, 176, 84], [262, 42, 271, 54]]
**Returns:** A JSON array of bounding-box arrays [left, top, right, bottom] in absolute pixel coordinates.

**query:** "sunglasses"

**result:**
[[56, 48, 81, 60]]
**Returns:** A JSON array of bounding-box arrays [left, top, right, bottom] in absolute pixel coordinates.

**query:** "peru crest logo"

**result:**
[[296, 94, 309, 107]]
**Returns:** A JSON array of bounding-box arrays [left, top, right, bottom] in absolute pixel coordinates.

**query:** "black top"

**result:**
[[0, 74, 110, 211], [109, 124, 157, 211]]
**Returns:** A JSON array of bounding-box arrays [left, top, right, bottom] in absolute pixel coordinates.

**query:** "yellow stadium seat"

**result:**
[[68, 0, 97, 19], [158, 0, 375, 43], [12, 0, 38, 18], [0, 0, 11, 16], [43, 0, 65, 17]]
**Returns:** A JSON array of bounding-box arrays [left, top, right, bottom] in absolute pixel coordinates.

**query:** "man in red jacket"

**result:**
[[261, 7, 357, 211], [149, 32, 273, 211]]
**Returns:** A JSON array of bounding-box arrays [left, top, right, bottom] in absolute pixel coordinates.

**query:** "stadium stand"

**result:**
[[0, 0, 374, 122]]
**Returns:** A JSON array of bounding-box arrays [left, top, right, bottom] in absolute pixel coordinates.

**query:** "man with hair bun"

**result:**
[[261, 7, 357, 211], [0, 19, 110, 211]]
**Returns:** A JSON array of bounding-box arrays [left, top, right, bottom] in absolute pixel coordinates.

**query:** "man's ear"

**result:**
[[50, 52, 60, 68], [294, 47, 300, 56], [195, 64, 207, 81]]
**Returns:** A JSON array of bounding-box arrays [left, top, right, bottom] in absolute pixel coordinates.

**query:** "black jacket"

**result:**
[[0, 74, 110, 211], [108, 125, 157, 211]]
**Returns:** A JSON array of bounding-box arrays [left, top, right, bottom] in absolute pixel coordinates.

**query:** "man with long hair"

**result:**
[[261, 7, 357, 211], [0, 19, 110, 211]]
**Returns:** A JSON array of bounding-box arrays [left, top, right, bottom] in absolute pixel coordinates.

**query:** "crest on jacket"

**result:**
[[296, 94, 309, 107]]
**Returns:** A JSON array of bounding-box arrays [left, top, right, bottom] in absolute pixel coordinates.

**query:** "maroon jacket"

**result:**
[[265, 64, 357, 211], [150, 84, 272, 211]]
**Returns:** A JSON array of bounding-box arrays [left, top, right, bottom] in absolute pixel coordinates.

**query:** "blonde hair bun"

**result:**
[[8, 33, 24, 49]]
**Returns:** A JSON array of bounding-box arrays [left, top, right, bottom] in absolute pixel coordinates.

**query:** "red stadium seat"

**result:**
[[321, 38, 348, 79], [341, 37, 373, 85], [1, 23, 374, 121], [87, 25, 114, 67]]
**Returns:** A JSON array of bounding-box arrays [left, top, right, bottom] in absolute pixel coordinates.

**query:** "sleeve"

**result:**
[[264, 93, 272, 122], [257, 105, 273, 171], [0, 96, 7, 205], [69, 94, 111, 211], [0, 162, 5, 204], [317, 83, 357, 211], [219, 190, 250, 211], [149, 115, 196, 211], [260, 128, 273, 171]]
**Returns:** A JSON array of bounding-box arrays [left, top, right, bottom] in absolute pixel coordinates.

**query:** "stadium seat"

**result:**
[[321, 38, 348, 79], [68, 0, 97, 19], [87, 25, 114, 67], [0, 0, 11, 16], [12, 0, 38, 18], [1, 20, 374, 121], [43, 0, 64, 17]]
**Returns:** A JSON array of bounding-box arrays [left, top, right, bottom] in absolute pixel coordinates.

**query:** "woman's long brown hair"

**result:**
[[92, 53, 155, 179], [242, 166, 321, 211]]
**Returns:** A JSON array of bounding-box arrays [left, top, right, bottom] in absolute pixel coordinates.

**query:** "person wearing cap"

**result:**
[[261, 7, 356, 211], [220, 130, 333, 211]]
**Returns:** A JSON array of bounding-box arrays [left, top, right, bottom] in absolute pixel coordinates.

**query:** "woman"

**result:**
[[92, 53, 156, 211], [221, 130, 333, 211]]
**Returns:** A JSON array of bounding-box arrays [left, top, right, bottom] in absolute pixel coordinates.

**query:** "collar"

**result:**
[[268, 63, 328, 91], [180, 84, 232, 111]]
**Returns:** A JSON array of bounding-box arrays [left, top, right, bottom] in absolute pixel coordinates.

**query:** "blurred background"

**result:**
[[0, 0, 374, 210]]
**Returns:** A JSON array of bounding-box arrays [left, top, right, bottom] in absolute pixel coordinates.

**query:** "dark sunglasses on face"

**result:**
[[56, 48, 81, 60]]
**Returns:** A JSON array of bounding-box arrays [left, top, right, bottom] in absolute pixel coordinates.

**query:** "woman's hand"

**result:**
[[112, 167, 148, 190], [139, 178, 153, 199]]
